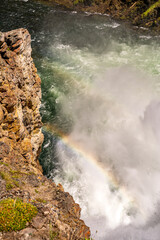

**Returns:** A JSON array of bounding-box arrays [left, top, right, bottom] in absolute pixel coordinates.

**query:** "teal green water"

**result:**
[[1, 1, 160, 239]]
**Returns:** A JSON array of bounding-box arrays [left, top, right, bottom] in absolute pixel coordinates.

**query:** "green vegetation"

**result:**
[[13, 180, 20, 187], [10, 169, 35, 176], [0, 171, 9, 181], [35, 198, 47, 203], [142, 0, 160, 17], [0, 167, 37, 191], [73, 0, 84, 5], [6, 183, 14, 190], [0, 171, 13, 190], [0, 162, 9, 167], [49, 223, 58, 240], [49, 231, 58, 240], [35, 189, 39, 193], [0, 198, 37, 232], [9, 169, 22, 175], [0, 170, 20, 190], [84, 238, 94, 240]]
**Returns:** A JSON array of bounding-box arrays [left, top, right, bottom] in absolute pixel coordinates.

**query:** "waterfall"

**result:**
[[51, 66, 160, 239]]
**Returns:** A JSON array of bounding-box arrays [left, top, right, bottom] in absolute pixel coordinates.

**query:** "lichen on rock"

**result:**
[[0, 28, 90, 240]]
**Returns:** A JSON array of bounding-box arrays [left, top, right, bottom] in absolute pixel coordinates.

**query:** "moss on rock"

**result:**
[[0, 198, 37, 232]]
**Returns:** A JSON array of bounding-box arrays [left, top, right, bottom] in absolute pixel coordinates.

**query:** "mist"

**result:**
[[53, 66, 160, 239]]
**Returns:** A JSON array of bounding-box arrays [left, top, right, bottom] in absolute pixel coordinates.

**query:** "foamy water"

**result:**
[[38, 12, 160, 240], [52, 66, 160, 239]]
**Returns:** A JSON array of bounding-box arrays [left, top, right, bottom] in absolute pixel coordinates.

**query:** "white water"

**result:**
[[46, 22, 160, 239], [53, 65, 160, 239]]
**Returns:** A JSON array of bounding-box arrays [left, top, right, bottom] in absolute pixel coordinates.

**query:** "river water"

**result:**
[[1, 1, 160, 239]]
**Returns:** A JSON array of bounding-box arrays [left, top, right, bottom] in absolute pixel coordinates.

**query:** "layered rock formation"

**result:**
[[0, 28, 90, 240], [0, 28, 44, 173]]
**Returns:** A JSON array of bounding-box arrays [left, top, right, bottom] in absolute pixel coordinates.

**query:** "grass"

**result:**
[[9, 169, 31, 176], [49, 223, 58, 240], [0, 170, 20, 190], [0, 198, 37, 232], [6, 183, 14, 190], [0, 162, 9, 167], [0, 171, 9, 181]]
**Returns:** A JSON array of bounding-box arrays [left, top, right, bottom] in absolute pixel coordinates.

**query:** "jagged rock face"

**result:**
[[0, 29, 90, 240], [0, 28, 44, 172]]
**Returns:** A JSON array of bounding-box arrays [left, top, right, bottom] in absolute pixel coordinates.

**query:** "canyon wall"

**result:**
[[0, 28, 90, 240]]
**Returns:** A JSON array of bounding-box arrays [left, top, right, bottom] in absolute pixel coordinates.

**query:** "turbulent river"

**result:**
[[1, 0, 160, 239]]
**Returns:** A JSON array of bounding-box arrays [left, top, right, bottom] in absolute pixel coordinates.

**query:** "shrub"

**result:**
[[0, 198, 37, 232]]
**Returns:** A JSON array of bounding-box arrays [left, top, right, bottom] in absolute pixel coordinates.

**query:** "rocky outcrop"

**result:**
[[0, 28, 43, 173], [0, 28, 90, 240]]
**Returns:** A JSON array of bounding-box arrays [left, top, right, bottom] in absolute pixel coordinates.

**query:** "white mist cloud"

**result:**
[[54, 66, 160, 239]]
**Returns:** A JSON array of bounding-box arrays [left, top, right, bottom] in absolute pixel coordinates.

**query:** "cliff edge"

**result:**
[[0, 28, 90, 240]]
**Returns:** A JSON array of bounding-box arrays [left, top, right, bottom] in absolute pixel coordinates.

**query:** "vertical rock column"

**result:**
[[0, 28, 44, 173]]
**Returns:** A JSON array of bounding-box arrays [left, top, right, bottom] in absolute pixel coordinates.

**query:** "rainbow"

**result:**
[[43, 123, 137, 211]]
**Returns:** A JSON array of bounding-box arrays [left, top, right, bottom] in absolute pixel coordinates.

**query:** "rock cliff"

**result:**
[[0, 28, 90, 240]]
